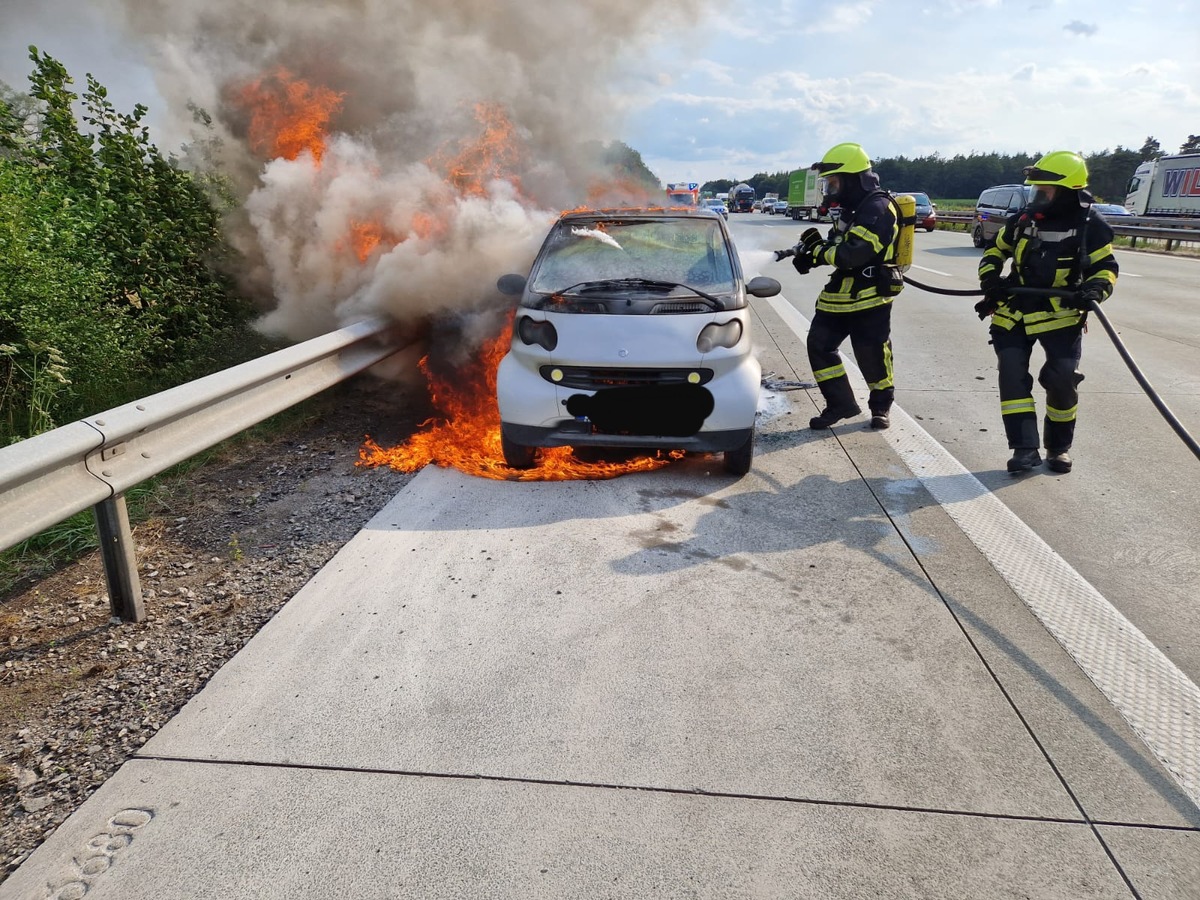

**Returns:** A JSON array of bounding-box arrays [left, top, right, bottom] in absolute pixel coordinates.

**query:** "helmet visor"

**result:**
[[1027, 183, 1058, 212]]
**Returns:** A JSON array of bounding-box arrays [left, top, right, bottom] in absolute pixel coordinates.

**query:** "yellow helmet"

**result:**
[[812, 142, 872, 176], [1024, 150, 1088, 190]]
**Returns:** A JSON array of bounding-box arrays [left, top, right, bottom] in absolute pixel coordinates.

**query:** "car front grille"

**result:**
[[540, 366, 714, 390], [649, 301, 712, 314]]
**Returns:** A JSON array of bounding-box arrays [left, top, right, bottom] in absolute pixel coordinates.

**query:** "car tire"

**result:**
[[723, 431, 754, 476], [972, 225, 985, 248], [501, 431, 537, 469]]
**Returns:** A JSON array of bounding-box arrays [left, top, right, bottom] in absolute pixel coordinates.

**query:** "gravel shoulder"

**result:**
[[0, 375, 424, 880]]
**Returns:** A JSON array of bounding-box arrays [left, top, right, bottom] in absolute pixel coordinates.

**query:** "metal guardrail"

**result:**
[[0, 316, 406, 621], [935, 213, 1200, 250]]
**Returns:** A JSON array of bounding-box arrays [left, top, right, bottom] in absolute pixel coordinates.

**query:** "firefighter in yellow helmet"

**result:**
[[790, 142, 904, 429], [976, 150, 1119, 474]]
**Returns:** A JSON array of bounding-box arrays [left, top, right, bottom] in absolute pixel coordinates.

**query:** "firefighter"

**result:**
[[976, 150, 1119, 474], [791, 142, 903, 430]]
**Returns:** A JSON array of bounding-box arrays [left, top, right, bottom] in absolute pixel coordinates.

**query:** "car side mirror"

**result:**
[[746, 276, 781, 298], [496, 274, 527, 296]]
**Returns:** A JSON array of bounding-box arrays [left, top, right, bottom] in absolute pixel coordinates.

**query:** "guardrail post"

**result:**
[[94, 495, 145, 623]]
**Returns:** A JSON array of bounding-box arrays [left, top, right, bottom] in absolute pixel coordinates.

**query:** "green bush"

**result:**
[[0, 49, 257, 444]]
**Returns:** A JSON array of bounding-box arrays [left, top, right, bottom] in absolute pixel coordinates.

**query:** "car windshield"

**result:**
[[528, 217, 736, 297], [907, 192, 930, 205]]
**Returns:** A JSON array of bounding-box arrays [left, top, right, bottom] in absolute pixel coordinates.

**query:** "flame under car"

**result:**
[[495, 209, 780, 475]]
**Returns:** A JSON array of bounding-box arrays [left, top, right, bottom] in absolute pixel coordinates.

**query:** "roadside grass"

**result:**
[[0, 390, 344, 600]]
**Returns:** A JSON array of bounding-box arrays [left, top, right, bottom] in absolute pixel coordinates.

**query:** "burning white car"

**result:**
[[495, 209, 779, 475]]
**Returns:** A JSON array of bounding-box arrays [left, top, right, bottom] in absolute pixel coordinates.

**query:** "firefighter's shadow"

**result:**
[[612, 470, 934, 598]]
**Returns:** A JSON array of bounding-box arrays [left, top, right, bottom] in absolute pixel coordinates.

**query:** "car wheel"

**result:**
[[972, 225, 985, 248], [723, 431, 754, 476], [501, 431, 537, 469]]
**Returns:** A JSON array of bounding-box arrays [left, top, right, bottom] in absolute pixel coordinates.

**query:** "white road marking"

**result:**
[[763, 292, 1200, 812], [911, 263, 954, 277]]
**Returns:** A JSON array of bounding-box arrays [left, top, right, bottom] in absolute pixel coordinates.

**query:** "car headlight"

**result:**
[[516, 315, 557, 351], [697, 319, 743, 353]]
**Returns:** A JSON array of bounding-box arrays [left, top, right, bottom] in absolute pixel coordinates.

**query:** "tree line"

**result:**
[[701, 135, 1200, 205]]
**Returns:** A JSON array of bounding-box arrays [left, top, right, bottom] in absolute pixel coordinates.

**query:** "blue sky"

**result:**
[[624, 0, 1200, 184], [2, 0, 1197, 189]]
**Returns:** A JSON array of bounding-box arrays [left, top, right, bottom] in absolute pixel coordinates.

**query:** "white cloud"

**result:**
[[801, 2, 876, 34], [623, 0, 1200, 184]]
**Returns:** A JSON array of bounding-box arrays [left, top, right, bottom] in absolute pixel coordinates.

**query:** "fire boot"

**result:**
[[809, 404, 862, 429], [870, 410, 890, 430], [1006, 448, 1042, 474], [1046, 449, 1073, 473]]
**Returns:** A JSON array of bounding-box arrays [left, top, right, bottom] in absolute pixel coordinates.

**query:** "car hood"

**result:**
[[540, 309, 740, 368]]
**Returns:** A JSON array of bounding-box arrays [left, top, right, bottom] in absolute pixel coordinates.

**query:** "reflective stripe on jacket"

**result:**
[[816, 192, 900, 314], [978, 208, 1119, 334]]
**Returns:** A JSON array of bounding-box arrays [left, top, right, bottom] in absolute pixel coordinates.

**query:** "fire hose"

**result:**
[[774, 246, 1200, 462], [1001, 286, 1200, 463]]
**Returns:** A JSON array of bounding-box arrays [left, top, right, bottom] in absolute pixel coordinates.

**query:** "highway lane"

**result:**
[[730, 213, 1200, 686]]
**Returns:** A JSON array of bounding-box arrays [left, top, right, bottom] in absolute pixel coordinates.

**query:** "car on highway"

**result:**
[[495, 208, 781, 475], [894, 191, 937, 231], [700, 198, 729, 220], [1092, 202, 1133, 217], [973, 183, 1030, 247], [767, 199, 789, 215]]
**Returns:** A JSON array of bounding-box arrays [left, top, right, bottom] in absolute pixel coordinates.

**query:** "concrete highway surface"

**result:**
[[3, 216, 1198, 899]]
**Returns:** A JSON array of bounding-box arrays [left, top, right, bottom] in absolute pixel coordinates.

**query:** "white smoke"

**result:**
[[79, 0, 729, 342]]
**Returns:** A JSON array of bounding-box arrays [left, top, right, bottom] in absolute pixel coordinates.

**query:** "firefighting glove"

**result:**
[[805, 241, 832, 269], [788, 228, 824, 273], [974, 285, 1007, 320], [1066, 287, 1103, 311], [798, 227, 823, 252]]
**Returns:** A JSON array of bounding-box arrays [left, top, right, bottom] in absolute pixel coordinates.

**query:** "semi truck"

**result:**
[[786, 168, 825, 221], [1124, 153, 1200, 217], [729, 183, 755, 212]]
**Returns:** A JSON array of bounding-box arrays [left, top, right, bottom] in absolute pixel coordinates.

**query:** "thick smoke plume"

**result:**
[[85, 0, 725, 343]]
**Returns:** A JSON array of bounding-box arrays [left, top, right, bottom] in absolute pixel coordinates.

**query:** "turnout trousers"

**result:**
[[990, 322, 1084, 451], [807, 304, 895, 414]]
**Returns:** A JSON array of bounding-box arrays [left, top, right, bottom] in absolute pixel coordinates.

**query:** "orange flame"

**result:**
[[435, 102, 527, 199], [358, 317, 680, 481], [344, 221, 387, 262], [234, 67, 344, 163]]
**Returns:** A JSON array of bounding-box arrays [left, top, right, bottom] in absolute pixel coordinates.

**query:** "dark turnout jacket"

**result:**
[[979, 204, 1119, 334]]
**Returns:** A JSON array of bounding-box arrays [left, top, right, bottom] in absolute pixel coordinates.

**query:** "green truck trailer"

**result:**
[[786, 168, 825, 221]]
